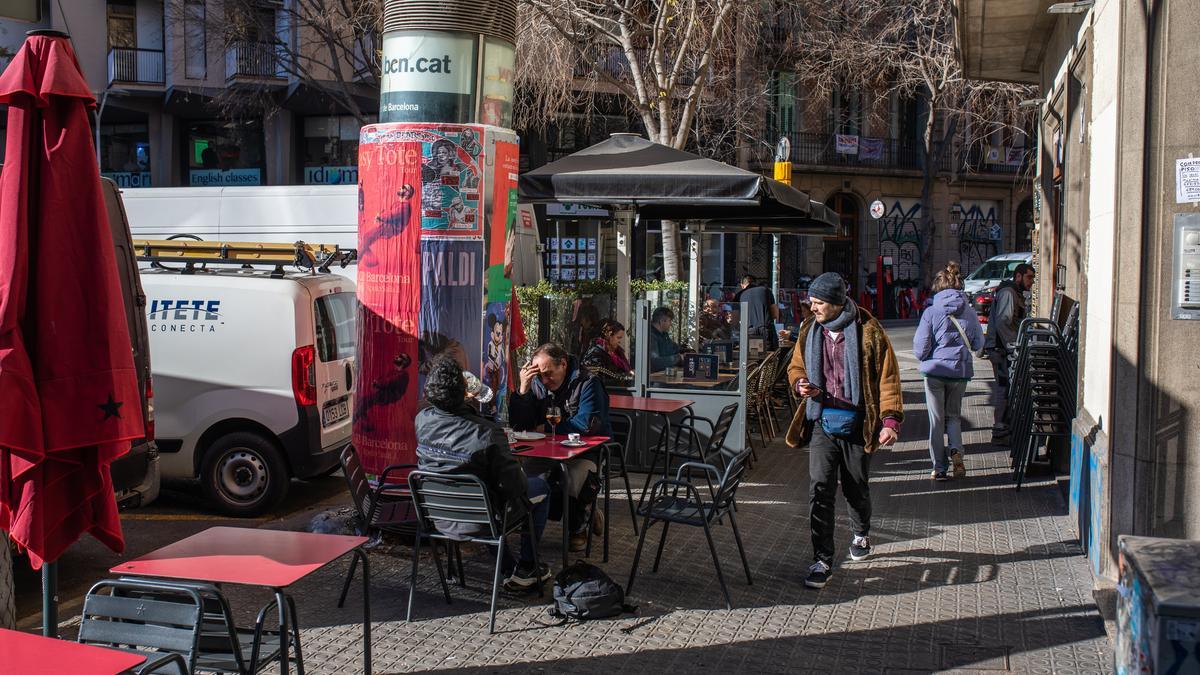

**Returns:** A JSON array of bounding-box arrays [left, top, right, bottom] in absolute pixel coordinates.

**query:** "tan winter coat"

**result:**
[[785, 306, 904, 453]]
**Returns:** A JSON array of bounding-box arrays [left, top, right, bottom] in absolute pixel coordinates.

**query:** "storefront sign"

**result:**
[[380, 31, 477, 123], [102, 171, 152, 188], [304, 165, 358, 185], [188, 168, 261, 187], [546, 203, 610, 217]]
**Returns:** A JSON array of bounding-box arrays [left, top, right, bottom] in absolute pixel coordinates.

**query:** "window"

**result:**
[[107, 2, 137, 51], [185, 120, 265, 186], [100, 123, 151, 188], [315, 293, 357, 362], [301, 115, 373, 185], [768, 71, 797, 137], [831, 88, 863, 136], [184, 0, 207, 79], [1, 0, 41, 22]]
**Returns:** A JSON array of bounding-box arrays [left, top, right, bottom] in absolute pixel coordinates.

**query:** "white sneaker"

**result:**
[[849, 535, 872, 561], [804, 560, 832, 588]]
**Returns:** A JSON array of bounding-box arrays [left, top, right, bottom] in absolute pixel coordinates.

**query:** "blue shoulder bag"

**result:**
[[820, 407, 860, 439]]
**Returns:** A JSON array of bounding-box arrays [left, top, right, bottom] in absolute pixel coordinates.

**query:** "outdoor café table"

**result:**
[[609, 394, 694, 460], [0, 627, 146, 674], [110, 526, 370, 675], [648, 372, 738, 389], [511, 435, 610, 570]]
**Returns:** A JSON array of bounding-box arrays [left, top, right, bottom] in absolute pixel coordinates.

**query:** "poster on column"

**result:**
[[353, 132, 424, 474], [358, 125, 483, 236], [419, 238, 484, 400]]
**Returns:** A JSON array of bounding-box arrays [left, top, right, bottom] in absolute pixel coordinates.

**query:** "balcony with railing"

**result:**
[[107, 48, 164, 86], [225, 41, 285, 82], [958, 144, 1031, 176], [765, 130, 925, 172]]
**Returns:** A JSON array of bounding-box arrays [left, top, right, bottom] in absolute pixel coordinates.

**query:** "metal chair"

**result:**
[[639, 402, 739, 509], [587, 411, 640, 562], [626, 449, 754, 610], [78, 579, 201, 674], [407, 471, 541, 633], [337, 444, 456, 608], [112, 578, 287, 674]]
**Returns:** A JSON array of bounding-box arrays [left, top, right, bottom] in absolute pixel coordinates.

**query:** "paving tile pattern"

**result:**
[[245, 326, 1112, 673]]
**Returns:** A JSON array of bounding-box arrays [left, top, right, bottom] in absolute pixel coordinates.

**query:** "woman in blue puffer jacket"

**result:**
[[913, 262, 985, 481]]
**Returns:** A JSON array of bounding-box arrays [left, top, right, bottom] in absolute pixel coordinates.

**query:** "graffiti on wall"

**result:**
[[955, 201, 1002, 272], [878, 199, 923, 282]]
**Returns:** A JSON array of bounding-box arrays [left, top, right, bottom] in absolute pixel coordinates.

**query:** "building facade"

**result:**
[[0, 0, 372, 189], [958, 0, 1200, 585]]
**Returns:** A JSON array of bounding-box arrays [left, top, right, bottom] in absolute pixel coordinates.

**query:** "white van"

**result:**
[[140, 263, 356, 515]]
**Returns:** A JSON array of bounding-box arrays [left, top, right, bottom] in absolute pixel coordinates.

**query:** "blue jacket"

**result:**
[[509, 357, 612, 436], [913, 289, 985, 379]]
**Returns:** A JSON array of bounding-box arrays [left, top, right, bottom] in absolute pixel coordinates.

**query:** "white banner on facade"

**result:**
[[835, 134, 859, 155]]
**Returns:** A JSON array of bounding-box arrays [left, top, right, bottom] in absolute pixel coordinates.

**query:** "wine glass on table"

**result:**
[[545, 405, 562, 443]]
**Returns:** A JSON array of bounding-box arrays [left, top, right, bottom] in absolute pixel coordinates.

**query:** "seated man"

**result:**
[[415, 355, 551, 591], [510, 343, 611, 551], [649, 306, 685, 372], [699, 299, 731, 341]]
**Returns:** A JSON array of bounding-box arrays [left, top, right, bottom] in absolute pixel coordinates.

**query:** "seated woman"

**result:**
[[582, 319, 633, 386]]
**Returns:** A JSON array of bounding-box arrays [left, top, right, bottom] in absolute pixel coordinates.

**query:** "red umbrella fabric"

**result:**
[[0, 33, 144, 568]]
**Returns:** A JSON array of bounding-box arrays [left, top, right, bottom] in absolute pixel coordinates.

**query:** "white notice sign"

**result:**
[[1177, 157, 1200, 203]]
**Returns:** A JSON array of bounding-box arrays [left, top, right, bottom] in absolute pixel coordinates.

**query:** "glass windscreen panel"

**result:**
[[641, 289, 747, 393], [315, 292, 357, 362]]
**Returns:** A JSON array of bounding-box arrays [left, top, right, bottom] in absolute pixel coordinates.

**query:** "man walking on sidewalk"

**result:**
[[982, 263, 1034, 443], [785, 273, 904, 589]]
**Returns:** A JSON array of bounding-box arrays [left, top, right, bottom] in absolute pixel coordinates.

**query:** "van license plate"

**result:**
[[322, 398, 349, 427]]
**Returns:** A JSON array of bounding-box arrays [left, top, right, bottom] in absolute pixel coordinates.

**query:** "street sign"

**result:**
[[870, 199, 886, 219]]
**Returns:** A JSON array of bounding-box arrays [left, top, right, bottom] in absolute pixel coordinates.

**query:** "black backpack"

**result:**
[[548, 561, 635, 621]]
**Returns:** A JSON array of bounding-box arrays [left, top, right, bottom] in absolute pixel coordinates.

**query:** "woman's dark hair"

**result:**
[[424, 355, 466, 412], [598, 319, 625, 338], [531, 342, 569, 364]]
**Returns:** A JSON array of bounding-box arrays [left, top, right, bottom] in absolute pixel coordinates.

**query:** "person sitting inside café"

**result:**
[[582, 318, 634, 386], [699, 298, 731, 341], [415, 355, 552, 591], [649, 306, 686, 372], [510, 343, 611, 551]]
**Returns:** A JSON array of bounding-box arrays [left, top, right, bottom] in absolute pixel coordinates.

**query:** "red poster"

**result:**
[[353, 134, 423, 473]]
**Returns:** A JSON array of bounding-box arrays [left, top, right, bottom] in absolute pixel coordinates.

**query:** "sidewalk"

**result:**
[[266, 325, 1111, 673]]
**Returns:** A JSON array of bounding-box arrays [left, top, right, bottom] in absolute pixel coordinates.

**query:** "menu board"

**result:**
[[684, 353, 719, 380]]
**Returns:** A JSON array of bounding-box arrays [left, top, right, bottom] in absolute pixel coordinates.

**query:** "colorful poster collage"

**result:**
[[545, 235, 599, 283]]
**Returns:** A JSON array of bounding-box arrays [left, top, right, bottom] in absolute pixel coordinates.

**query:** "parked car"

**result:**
[[964, 252, 1033, 326], [140, 262, 356, 516]]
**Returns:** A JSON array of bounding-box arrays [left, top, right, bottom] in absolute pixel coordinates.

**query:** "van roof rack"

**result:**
[[134, 239, 357, 277]]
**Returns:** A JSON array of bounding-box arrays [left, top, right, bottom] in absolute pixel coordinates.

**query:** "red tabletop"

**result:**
[[609, 394, 694, 414], [0, 628, 146, 674], [111, 526, 368, 588], [512, 435, 609, 460]]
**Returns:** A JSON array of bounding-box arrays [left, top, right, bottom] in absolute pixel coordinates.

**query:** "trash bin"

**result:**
[[1116, 535, 1200, 674]]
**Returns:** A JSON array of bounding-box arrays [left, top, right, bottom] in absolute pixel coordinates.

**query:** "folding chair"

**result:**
[[407, 471, 541, 633], [627, 449, 755, 610]]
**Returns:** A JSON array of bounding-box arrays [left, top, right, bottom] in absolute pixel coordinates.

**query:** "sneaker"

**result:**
[[849, 535, 872, 561], [503, 563, 552, 591], [933, 470, 948, 482], [570, 531, 589, 552], [950, 451, 966, 478], [804, 560, 832, 588]]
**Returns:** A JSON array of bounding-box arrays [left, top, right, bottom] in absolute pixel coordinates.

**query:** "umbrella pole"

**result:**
[[41, 562, 57, 638]]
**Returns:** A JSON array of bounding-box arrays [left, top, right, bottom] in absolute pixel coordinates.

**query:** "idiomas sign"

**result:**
[[379, 30, 516, 126]]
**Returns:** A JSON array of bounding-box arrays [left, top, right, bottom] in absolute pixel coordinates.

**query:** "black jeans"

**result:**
[[808, 427, 872, 565]]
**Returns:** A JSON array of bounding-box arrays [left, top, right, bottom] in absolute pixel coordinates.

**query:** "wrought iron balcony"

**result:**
[[107, 48, 165, 86], [225, 41, 285, 81]]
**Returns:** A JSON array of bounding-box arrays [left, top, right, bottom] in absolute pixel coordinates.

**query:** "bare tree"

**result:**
[[515, 0, 780, 280], [179, 0, 381, 125], [787, 0, 1037, 279]]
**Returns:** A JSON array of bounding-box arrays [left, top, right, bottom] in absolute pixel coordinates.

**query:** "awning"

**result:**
[[518, 134, 838, 234]]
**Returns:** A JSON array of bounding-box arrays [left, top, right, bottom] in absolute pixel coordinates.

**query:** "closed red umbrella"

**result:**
[[0, 32, 144, 573]]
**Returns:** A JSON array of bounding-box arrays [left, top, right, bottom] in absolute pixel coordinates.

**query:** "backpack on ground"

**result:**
[[548, 561, 636, 621]]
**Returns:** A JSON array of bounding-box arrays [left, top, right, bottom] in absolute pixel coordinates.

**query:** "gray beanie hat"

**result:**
[[808, 272, 847, 305]]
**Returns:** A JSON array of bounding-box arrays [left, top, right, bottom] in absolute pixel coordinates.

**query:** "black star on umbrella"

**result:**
[[97, 394, 123, 421]]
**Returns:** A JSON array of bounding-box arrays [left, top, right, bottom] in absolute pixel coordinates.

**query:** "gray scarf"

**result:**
[[804, 300, 861, 421]]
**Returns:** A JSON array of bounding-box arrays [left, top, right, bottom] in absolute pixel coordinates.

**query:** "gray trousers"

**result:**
[[923, 377, 968, 472], [985, 350, 1010, 428]]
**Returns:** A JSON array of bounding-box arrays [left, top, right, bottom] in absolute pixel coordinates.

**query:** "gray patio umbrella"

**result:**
[[518, 134, 838, 233]]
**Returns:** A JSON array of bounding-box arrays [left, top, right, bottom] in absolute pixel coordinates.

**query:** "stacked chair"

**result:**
[[1007, 304, 1080, 488]]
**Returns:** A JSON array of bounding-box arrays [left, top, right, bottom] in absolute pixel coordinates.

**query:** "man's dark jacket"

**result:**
[[415, 405, 530, 536], [650, 327, 681, 372], [509, 357, 611, 436]]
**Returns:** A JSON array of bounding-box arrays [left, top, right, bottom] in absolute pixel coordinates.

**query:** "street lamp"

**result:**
[[1047, 1, 1094, 14]]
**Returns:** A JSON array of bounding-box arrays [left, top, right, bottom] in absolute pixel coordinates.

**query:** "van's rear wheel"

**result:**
[[201, 432, 288, 517]]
